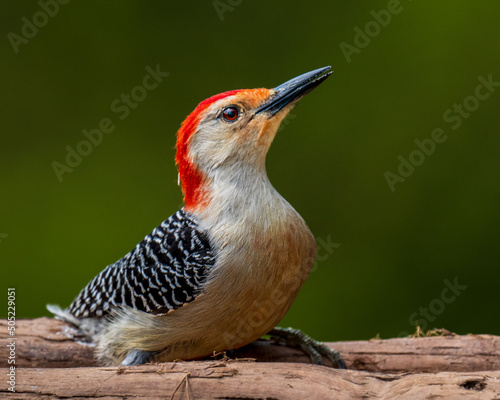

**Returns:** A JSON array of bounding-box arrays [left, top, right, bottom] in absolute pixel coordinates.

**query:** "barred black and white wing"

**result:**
[[68, 209, 215, 318]]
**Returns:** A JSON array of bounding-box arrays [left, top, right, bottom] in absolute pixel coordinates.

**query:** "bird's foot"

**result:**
[[268, 327, 345, 369], [121, 350, 155, 366]]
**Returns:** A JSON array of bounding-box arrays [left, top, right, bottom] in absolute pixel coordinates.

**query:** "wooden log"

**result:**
[[1, 318, 499, 373], [1, 318, 499, 399], [1, 362, 500, 399]]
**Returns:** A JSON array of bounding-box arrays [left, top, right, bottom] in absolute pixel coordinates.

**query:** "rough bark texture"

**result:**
[[1, 318, 499, 399]]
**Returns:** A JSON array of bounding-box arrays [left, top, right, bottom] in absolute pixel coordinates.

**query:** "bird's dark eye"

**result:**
[[222, 106, 239, 122]]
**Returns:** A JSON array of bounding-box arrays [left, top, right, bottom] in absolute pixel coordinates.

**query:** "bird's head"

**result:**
[[176, 66, 332, 212]]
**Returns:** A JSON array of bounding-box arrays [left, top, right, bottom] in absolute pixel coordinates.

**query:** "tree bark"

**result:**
[[1, 318, 499, 399]]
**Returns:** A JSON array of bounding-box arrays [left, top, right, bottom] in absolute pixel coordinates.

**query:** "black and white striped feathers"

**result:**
[[68, 209, 215, 318]]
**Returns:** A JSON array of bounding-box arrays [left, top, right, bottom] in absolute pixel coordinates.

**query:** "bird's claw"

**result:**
[[268, 327, 345, 369], [121, 349, 155, 366]]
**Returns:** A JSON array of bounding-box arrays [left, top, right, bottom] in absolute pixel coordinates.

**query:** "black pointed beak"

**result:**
[[256, 66, 332, 116]]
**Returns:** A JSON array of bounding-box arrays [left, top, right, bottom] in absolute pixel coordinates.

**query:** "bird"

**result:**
[[48, 66, 344, 368]]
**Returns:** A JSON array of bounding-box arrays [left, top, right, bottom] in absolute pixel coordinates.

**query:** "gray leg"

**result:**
[[121, 350, 155, 366], [268, 327, 345, 369]]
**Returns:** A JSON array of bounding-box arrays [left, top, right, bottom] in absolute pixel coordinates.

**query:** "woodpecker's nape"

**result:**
[[48, 66, 344, 368]]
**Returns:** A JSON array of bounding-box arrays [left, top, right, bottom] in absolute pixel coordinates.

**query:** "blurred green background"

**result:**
[[1, 1, 499, 342]]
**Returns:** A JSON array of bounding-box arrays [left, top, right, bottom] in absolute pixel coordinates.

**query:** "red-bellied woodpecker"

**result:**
[[48, 66, 344, 368]]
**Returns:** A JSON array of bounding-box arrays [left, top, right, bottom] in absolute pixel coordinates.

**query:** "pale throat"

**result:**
[[194, 160, 288, 230]]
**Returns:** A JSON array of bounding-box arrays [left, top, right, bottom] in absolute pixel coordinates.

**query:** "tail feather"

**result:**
[[47, 303, 107, 340], [46, 304, 81, 327]]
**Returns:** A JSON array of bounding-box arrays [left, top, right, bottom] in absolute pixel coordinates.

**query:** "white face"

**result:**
[[188, 91, 292, 180]]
